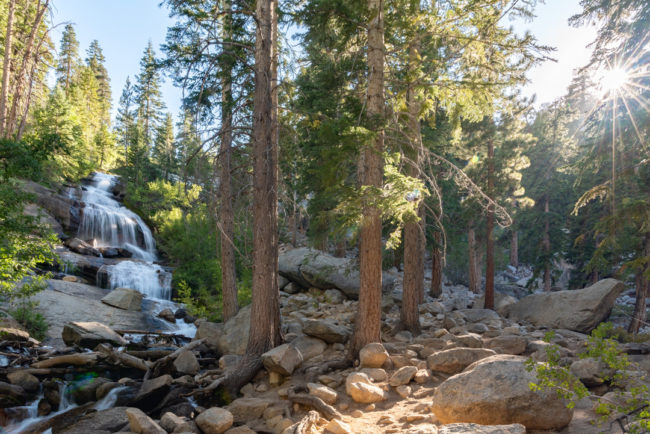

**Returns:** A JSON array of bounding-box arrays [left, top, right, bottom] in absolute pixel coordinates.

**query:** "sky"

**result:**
[[51, 0, 598, 121]]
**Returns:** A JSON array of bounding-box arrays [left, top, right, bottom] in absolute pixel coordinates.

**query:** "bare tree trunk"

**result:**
[[219, 0, 237, 322], [417, 206, 425, 304], [334, 239, 346, 258], [542, 196, 551, 291], [223, 0, 281, 395], [348, 0, 385, 358], [0, 0, 16, 137], [431, 230, 442, 298], [628, 233, 650, 334], [468, 223, 479, 294], [289, 194, 297, 246], [484, 139, 495, 310], [7, 0, 48, 137], [400, 37, 423, 334], [509, 229, 519, 269]]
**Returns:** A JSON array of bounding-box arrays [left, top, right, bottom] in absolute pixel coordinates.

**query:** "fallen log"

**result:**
[[144, 338, 205, 380], [96, 343, 150, 371], [32, 352, 98, 369], [126, 349, 174, 360], [288, 386, 341, 420]]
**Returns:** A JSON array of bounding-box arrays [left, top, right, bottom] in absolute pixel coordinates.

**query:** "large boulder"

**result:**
[[101, 287, 143, 311], [508, 278, 625, 333], [261, 344, 303, 375], [431, 355, 573, 430], [20, 180, 81, 234], [345, 372, 387, 404], [473, 292, 518, 316], [427, 348, 497, 374], [302, 319, 350, 343], [62, 321, 126, 348], [279, 248, 396, 299], [59, 407, 129, 434], [194, 305, 251, 355], [64, 238, 102, 257]]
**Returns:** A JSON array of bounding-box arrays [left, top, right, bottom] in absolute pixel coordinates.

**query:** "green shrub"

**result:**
[[9, 300, 48, 341]]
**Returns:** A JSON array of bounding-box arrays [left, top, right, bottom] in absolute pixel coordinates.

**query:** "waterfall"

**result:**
[[76, 173, 171, 300]]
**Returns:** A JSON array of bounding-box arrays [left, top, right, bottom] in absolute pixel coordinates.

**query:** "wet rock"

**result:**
[[72, 377, 112, 404], [431, 355, 573, 430], [196, 407, 234, 434], [389, 366, 418, 386], [508, 278, 625, 333], [7, 371, 39, 393], [59, 407, 129, 434], [126, 407, 166, 434], [438, 423, 526, 434], [65, 237, 102, 257], [134, 375, 173, 410], [345, 372, 387, 403], [359, 342, 389, 368], [174, 349, 200, 375], [289, 336, 326, 361], [262, 343, 303, 375], [62, 321, 127, 348], [427, 348, 497, 374], [302, 319, 350, 343], [0, 381, 27, 407], [37, 398, 52, 416], [158, 308, 176, 323], [101, 287, 144, 311]]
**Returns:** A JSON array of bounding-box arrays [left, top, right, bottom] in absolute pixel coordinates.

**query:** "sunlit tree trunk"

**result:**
[[220, 0, 237, 322], [484, 138, 495, 310], [543, 195, 551, 291], [628, 233, 650, 334], [509, 229, 519, 269], [223, 0, 280, 394], [0, 0, 16, 137], [431, 230, 442, 298], [349, 0, 384, 358]]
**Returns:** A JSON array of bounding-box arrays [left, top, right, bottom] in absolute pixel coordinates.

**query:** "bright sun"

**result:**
[[600, 67, 630, 94]]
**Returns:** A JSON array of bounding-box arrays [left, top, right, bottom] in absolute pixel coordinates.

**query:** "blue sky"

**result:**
[[51, 0, 597, 121]]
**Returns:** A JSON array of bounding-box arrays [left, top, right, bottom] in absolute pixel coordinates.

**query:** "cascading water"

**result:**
[[77, 173, 171, 300]]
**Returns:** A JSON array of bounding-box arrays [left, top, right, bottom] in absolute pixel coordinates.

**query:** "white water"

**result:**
[[106, 261, 172, 300]]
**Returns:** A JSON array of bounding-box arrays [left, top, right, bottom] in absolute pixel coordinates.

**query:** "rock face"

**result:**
[[101, 287, 143, 311], [427, 348, 496, 374], [508, 278, 625, 333], [62, 321, 126, 347], [195, 305, 251, 355], [279, 247, 396, 299], [431, 355, 573, 430], [21, 180, 80, 234]]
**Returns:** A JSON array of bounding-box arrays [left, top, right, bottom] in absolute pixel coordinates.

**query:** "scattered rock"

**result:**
[[325, 418, 352, 434], [345, 372, 387, 403], [126, 407, 166, 434], [570, 357, 614, 387], [62, 321, 126, 348], [508, 278, 625, 333], [289, 336, 326, 361], [134, 375, 173, 409], [158, 308, 176, 323], [431, 355, 573, 430], [389, 366, 418, 386], [227, 397, 271, 423], [302, 319, 350, 343], [59, 407, 129, 434], [65, 238, 102, 257], [485, 335, 527, 355], [307, 382, 337, 405], [427, 348, 497, 374], [262, 344, 304, 375], [359, 343, 389, 368], [0, 381, 27, 407], [7, 371, 39, 393], [196, 407, 234, 434], [101, 287, 143, 311], [174, 350, 200, 375]]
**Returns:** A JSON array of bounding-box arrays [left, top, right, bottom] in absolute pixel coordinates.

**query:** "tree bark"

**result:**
[[431, 230, 442, 298], [0, 0, 16, 137], [468, 223, 479, 294], [484, 139, 495, 310], [400, 37, 423, 334], [543, 195, 551, 291], [334, 239, 346, 258], [509, 229, 519, 269], [628, 233, 650, 334], [348, 0, 385, 358], [222, 0, 281, 395], [219, 0, 237, 322]]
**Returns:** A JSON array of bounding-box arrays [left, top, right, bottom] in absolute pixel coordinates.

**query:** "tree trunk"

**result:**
[[628, 233, 650, 334], [7, 0, 48, 137], [468, 224, 479, 294], [431, 231, 442, 298], [219, 0, 237, 322], [223, 0, 281, 395], [417, 206, 425, 304], [400, 37, 423, 335], [334, 239, 346, 258], [509, 229, 519, 269], [542, 197, 551, 290], [0, 0, 16, 137], [348, 0, 385, 359], [484, 139, 495, 310]]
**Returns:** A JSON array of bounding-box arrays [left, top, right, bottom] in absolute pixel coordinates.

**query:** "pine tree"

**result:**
[[115, 77, 136, 161], [56, 24, 80, 92], [152, 113, 176, 180], [86, 40, 111, 124], [134, 41, 165, 148]]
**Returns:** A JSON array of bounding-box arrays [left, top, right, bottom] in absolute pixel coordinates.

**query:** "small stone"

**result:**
[[174, 350, 200, 375], [366, 403, 376, 411], [262, 343, 304, 375], [414, 369, 431, 384], [7, 371, 39, 393], [395, 385, 412, 398], [227, 397, 272, 423], [378, 415, 393, 425], [307, 382, 337, 405], [269, 371, 283, 386], [351, 409, 363, 417], [360, 368, 388, 382], [359, 343, 389, 368], [389, 366, 418, 386], [126, 407, 166, 434], [256, 383, 269, 393], [158, 308, 176, 323], [395, 330, 413, 342], [196, 407, 234, 434], [160, 412, 196, 433], [339, 403, 349, 410], [325, 418, 352, 434]]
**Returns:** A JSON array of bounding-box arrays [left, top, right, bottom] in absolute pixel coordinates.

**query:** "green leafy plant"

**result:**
[[9, 299, 48, 341]]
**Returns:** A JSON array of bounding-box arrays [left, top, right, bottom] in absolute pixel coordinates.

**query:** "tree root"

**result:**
[[288, 386, 341, 420], [285, 410, 320, 434], [300, 358, 352, 383]]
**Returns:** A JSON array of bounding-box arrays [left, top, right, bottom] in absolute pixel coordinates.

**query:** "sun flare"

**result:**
[[600, 67, 630, 95]]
